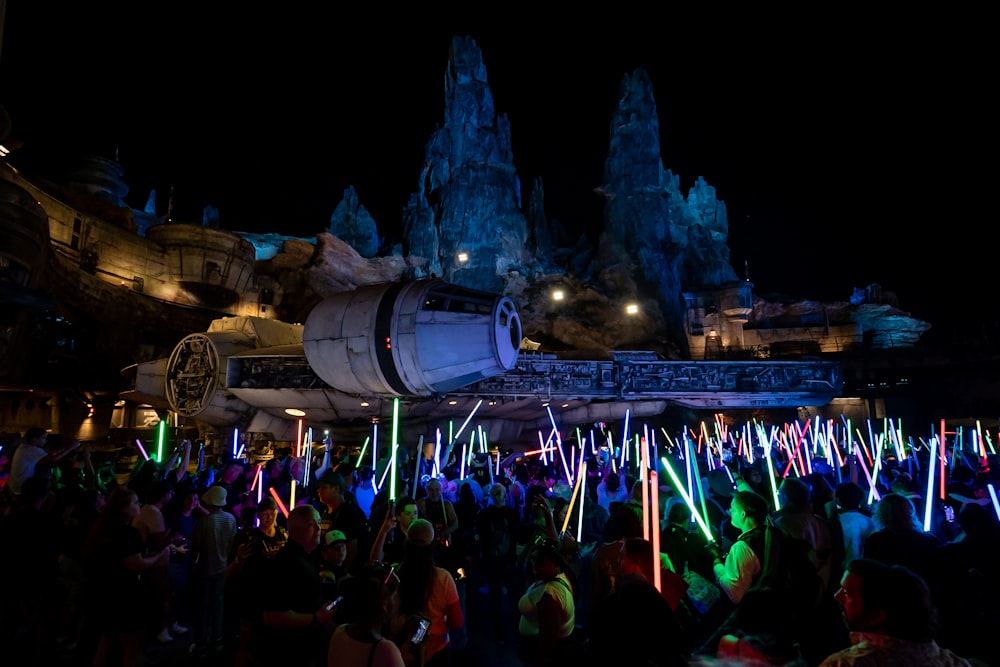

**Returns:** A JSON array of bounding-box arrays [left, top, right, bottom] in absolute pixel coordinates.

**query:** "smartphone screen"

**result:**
[[411, 617, 431, 644]]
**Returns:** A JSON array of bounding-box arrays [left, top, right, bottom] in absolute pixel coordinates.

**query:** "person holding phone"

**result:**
[[326, 563, 405, 667], [389, 519, 464, 667]]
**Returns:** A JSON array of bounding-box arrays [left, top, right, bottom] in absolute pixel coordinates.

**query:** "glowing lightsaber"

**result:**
[[378, 444, 398, 489], [157, 420, 166, 462], [372, 421, 379, 472], [434, 429, 441, 475], [390, 397, 400, 500], [134, 438, 150, 462], [289, 479, 296, 509], [296, 420, 303, 458], [923, 438, 937, 532], [233, 428, 239, 460], [650, 469, 661, 593], [854, 449, 880, 503], [460, 443, 467, 480], [765, 447, 780, 510], [939, 420, 947, 500], [561, 455, 587, 535], [358, 436, 371, 468], [250, 463, 263, 491], [303, 428, 312, 484], [867, 434, 885, 506], [268, 486, 289, 518], [689, 435, 709, 528], [413, 435, 424, 498], [988, 484, 1000, 522], [576, 461, 587, 543], [546, 405, 573, 485], [661, 456, 713, 543], [453, 399, 483, 444], [620, 408, 631, 469], [641, 433, 649, 541]]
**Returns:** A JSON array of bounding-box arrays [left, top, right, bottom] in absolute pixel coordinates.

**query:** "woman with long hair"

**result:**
[[326, 563, 406, 667], [82, 487, 171, 667], [389, 519, 464, 667]]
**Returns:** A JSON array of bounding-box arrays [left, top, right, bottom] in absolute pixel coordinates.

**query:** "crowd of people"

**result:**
[[0, 427, 997, 667]]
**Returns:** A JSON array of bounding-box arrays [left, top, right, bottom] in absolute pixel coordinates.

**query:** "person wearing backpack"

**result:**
[[710, 490, 766, 606], [475, 483, 520, 641]]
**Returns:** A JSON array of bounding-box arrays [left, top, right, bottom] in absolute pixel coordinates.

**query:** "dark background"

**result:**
[[1, 6, 991, 331]]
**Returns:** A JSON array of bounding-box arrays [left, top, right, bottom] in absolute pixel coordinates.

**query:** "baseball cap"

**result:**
[[323, 530, 347, 547], [257, 497, 278, 512]]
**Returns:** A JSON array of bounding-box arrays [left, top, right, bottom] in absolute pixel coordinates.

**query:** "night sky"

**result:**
[[1, 7, 990, 333]]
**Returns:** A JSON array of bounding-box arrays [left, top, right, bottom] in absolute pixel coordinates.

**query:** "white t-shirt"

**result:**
[[8, 443, 46, 495]]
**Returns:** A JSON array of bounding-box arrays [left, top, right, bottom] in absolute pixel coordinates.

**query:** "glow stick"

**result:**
[[268, 487, 289, 518], [660, 456, 713, 543], [576, 461, 587, 543], [988, 484, 1000, 521], [390, 397, 400, 500], [134, 438, 150, 462], [157, 420, 166, 462], [290, 479, 296, 509], [923, 439, 936, 532], [651, 469, 661, 593]]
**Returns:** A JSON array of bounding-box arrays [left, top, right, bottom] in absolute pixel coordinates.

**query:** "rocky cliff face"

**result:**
[[401, 35, 530, 294], [252, 35, 927, 359]]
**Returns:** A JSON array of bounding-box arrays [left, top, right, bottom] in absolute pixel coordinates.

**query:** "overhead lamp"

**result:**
[[625, 303, 639, 315], [552, 289, 565, 301], [360, 401, 370, 407], [457, 252, 469, 263], [284, 408, 306, 417], [448, 400, 458, 405]]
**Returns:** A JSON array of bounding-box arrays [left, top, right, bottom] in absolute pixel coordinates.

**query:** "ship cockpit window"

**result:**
[[422, 285, 493, 314]]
